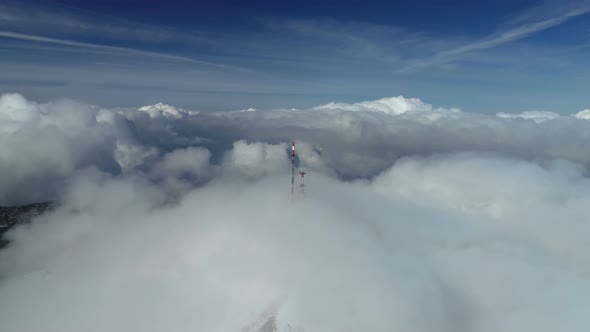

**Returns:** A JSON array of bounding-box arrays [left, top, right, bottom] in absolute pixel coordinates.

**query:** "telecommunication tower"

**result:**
[[299, 171, 306, 196], [291, 141, 295, 200]]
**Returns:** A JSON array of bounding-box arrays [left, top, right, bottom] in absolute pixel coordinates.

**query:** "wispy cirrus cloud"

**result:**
[[0, 31, 252, 72], [2, 0, 590, 112], [400, 3, 590, 72], [0, 1, 173, 43]]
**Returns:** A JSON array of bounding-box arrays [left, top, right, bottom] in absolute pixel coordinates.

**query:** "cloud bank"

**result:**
[[137, 102, 200, 119], [3, 92, 590, 203], [2, 93, 590, 331], [575, 109, 590, 120], [311, 96, 460, 115], [496, 110, 560, 123]]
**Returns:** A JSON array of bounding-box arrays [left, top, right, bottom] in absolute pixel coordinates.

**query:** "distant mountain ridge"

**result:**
[[0, 202, 53, 248]]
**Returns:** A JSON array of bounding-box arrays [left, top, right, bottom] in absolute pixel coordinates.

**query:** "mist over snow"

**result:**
[[137, 102, 200, 119], [312, 95, 461, 116], [3, 93, 590, 331]]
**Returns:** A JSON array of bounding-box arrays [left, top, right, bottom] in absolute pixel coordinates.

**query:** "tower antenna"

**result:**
[[291, 141, 295, 200], [299, 171, 306, 197]]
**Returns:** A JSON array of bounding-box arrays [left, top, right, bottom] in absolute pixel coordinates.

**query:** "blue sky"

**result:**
[[1, 0, 589, 112]]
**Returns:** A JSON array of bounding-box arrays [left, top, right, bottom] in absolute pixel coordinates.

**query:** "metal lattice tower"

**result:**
[[291, 141, 295, 200], [299, 171, 306, 197]]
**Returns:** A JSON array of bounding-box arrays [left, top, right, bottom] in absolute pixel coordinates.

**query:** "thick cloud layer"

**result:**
[[0, 94, 144, 204], [2, 93, 590, 331], [3, 93, 590, 205], [2, 153, 590, 331]]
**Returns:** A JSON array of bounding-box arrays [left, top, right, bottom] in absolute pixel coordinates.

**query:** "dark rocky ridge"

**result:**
[[0, 202, 53, 248]]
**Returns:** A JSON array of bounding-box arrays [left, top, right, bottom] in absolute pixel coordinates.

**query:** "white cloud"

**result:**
[[5, 93, 590, 330], [0, 93, 40, 134], [497, 110, 560, 123], [138, 102, 199, 119], [221, 140, 289, 179], [312, 95, 461, 116], [3, 153, 590, 331], [575, 109, 590, 120], [151, 147, 211, 178], [8, 93, 590, 205], [0, 94, 136, 204], [148, 147, 212, 196], [114, 143, 158, 172], [232, 107, 257, 113]]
